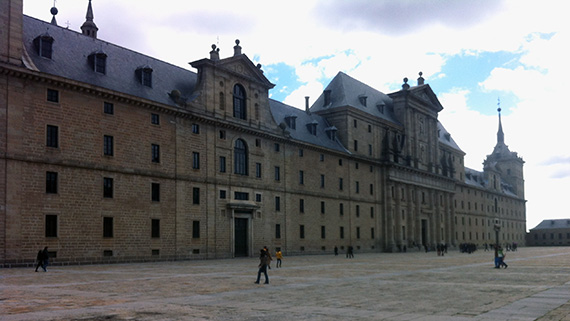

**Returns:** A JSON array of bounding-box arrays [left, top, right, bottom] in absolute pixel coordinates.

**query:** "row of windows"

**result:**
[[44, 214, 201, 239], [297, 225, 375, 240], [46, 171, 172, 203], [533, 232, 570, 240]]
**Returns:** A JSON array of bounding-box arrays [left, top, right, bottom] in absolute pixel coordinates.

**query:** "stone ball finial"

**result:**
[[235, 39, 240, 45], [50, 6, 58, 15], [211, 44, 217, 50], [403, 77, 408, 83], [419, 71, 423, 77]]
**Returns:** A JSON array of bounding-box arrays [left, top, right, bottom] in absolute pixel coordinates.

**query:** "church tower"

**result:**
[[483, 106, 525, 199], [80, 0, 98, 38]]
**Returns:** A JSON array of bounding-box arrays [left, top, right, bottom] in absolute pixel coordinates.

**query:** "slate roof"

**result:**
[[309, 72, 400, 125], [438, 122, 462, 152], [269, 99, 350, 153], [531, 219, 570, 231], [22, 15, 197, 107]]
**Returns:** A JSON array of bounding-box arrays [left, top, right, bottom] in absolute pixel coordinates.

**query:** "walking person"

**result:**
[[34, 246, 49, 272], [334, 246, 338, 256], [498, 247, 508, 268], [255, 249, 270, 284], [275, 249, 283, 268], [263, 246, 272, 269]]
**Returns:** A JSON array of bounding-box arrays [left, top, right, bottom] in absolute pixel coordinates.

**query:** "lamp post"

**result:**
[[493, 218, 501, 268]]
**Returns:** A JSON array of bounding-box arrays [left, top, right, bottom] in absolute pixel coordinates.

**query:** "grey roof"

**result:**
[[531, 219, 570, 231], [438, 122, 463, 152], [269, 99, 349, 153], [464, 167, 517, 197], [22, 15, 197, 107], [309, 72, 399, 125]]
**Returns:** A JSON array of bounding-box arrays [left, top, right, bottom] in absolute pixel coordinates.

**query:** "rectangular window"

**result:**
[[103, 177, 113, 198], [192, 187, 200, 204], [235, 192, 249, 200], [46, 171, 58, 194], [320, 201, 325, 214], [151, 144, 160, 163], [255, 193, 262, 202], [370, 207, 374, 218], [299, 199, 305, 213], [321, 226, 326, 239], [192, 220, 200, 238], [274, 166, 280, 181], [219, 130, 226, 139], [320, 154, 324, 162], [151, 219, 160, 238], [370, 184, 374, 195], [192, 124, 200, 134], [354, 140, 358, 151], [103, 135, 114, 156], [340, 226, 344, 239], [275, 196, 281, 211], [356, 227, 361, 239], [299, 170, 304, 185], [300, 225, 305, 239], [193, 152, 200, 169], [220, 156, 226, 173], [355, 181, 360, 193], [371, 227, 375, 239], [274, 143, 280, 152], [299, 149, 304, 157], [368, 144, 372, 156], [45, 214, 58, 237], [151, 183, 160, 202], [356, 205, 360, 217], [47, 88, 59, 103], [275, 224, 281, 239], [104, 101, 114, 115], [339, 203, 344, 215], [103, 217, 113, 238], [256, 163, 262, 178], [339, 178, 343, 190], [219, 190, 226, 199], [46, 125, 59, 148], [151, 113, 160, 125], [320, 175, 325, 188]]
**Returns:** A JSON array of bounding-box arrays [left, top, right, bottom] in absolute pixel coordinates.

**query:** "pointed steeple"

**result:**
[[81, 0, 98, 38], [497, 102, 504, 145]]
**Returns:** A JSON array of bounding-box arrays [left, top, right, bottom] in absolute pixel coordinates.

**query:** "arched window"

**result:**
[[234, 139, 248, 175], [233, 84, 246, 120]]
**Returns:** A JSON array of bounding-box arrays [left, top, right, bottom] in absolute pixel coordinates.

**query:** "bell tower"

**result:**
[[483, 104, 525, 199]]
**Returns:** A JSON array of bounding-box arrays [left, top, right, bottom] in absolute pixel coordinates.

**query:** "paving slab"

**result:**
[[2, 247, 570, 320]]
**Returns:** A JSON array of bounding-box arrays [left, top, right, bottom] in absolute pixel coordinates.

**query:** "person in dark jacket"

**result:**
[[35, 247, 49, 272], [255, 249, 270, 284]]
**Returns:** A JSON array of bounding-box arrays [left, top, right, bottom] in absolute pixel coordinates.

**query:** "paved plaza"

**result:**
[[2, 246, 570, 321]]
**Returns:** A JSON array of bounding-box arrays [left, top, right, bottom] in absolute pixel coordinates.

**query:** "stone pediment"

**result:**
[[215, 55, 274, 89], [409, 85, 444, 113]]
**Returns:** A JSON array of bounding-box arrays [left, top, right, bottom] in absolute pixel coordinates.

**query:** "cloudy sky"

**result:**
[[25, 0, 569, 231]]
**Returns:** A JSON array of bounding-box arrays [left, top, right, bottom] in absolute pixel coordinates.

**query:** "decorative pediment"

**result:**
[[409, 85, 443, 113]]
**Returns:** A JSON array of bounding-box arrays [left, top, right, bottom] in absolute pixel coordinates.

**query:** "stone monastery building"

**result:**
[[0, 0, 526, 266]]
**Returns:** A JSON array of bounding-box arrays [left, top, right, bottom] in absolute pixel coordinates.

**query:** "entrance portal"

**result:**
[[421, 219, 428, 246], [234, 217, 248, 257]]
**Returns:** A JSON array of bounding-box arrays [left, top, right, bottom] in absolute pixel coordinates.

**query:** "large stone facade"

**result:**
[[0, 0, 527, 266]]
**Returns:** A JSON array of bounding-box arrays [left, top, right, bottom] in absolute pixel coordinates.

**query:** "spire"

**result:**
[[81, 0, 98, 38], [497, 98, 504, 145]]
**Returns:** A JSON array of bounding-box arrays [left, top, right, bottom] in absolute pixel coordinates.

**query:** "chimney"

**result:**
[[305, 96, 310, 114], [233, 39, 242, 56]]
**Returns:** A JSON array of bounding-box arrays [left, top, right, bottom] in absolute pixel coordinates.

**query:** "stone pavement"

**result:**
[[2, 247, 570, 321]]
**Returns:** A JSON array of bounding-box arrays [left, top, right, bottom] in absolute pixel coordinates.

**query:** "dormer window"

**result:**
[[285, 115, 297, 129], [33, 34, 54, 59], [306, 121, 318, 136], [88, 51, 107, 74], [359, 95, 367, 107], [377, 103, 384, 114], [136, 66, 153, 87], [325, 126, 337, 140]]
